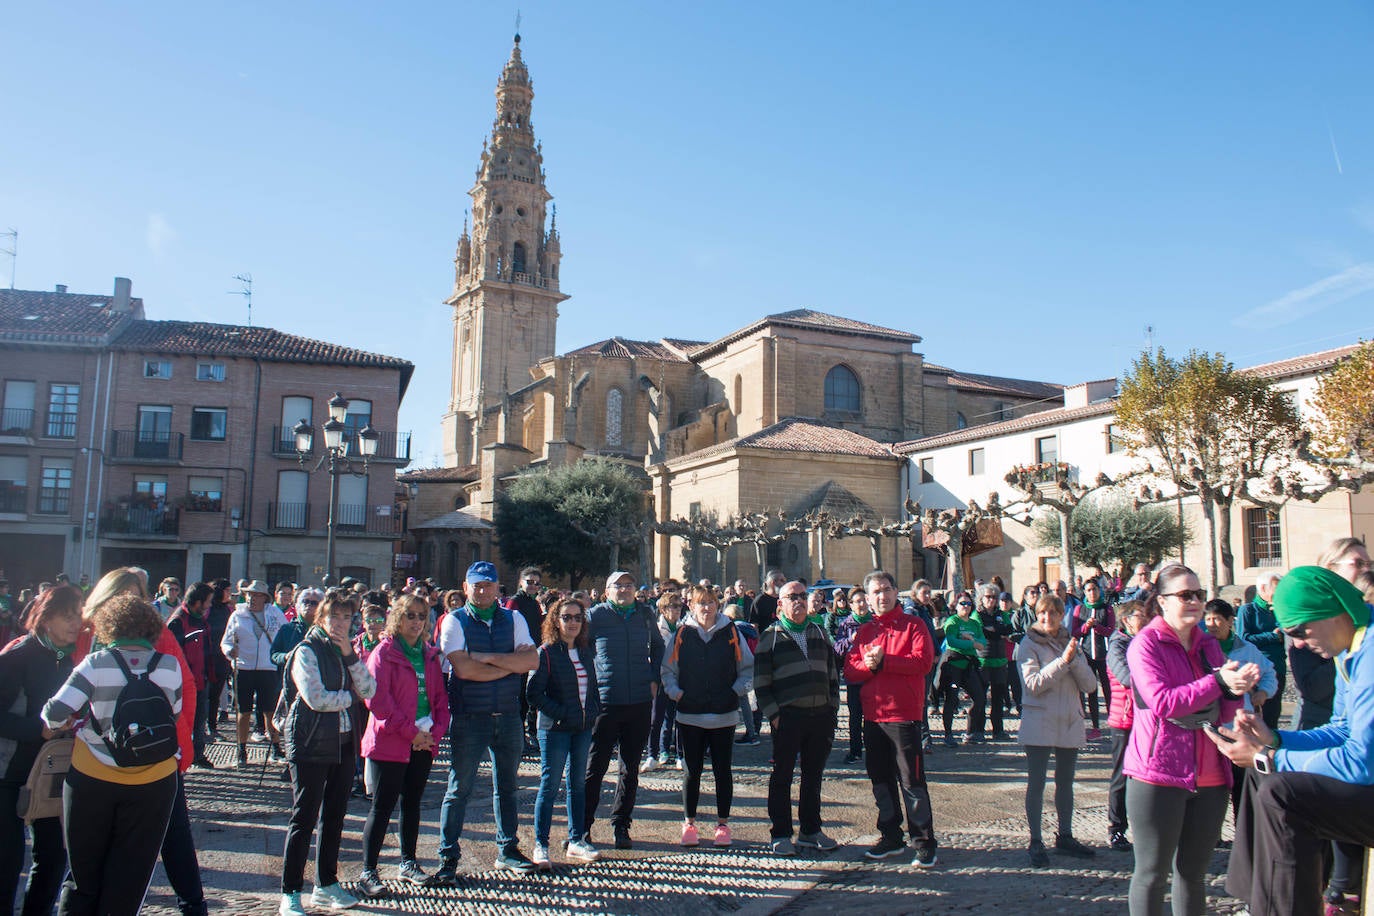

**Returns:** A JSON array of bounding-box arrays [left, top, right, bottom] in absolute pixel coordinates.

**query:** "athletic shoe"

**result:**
[[771, 836, 796, 856], [676, 757, 685, 771], [943, 736, 957, 748], [960, 734, 975, 746], [192, 754, 216, 769], [614, 826, 634, 850], [1324, 890, 1362, 916], [713, 823, 732, 847], [269, 743, 285, 761], [681, 822, 700, 846], [970, 734, 986, 745], [991, 731, 1011, 742], [532, 844, 551, 869], [797, 831, 838, 852], [640, 756, 659, 773], [1028, 840, 1050, 867], [566, 839, 600, 862], [427, 857, 459, 887], [1055, 834, 1096, 858], [310, 882, 359, 910], [864, 836, 907, 860], [250, 731, 269, 743], [843, 752, 862, 764], [912, 845, 939, 869], [1108, 831, 1133, 852], [495, 850, 537, 873], [397, 860, 429, 885], [1085, 728, 1102, 741], [279, 892, 307, 916], [355, 869, 386, 899], [746, 737, 761, 746]]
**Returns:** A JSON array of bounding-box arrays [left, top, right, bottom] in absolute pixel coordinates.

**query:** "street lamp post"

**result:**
[[292, 392, 379, 587]]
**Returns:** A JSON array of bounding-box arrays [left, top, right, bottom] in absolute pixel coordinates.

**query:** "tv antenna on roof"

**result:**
[[1145, 324, 1155, 352], [229, 273, 253, 326], [0, 229, 15, 290]]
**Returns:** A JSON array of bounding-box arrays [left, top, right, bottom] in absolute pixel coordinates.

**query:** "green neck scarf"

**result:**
[[109, 638, 155, 651], [361, 633, 379, 652], [467, 601, 497, 623], [1219, 633, 1236, 653], [610, 601, 636, 617], [779, 615, 809, 635], [398, 634, 425, 660], [851, 610, 872, 625], [1253, 593, 1271, 614], [664, 618, 678, 634], [37, 633, 76, 660], [308, 626, 343, 656], [1084, 596, 1107, 612]]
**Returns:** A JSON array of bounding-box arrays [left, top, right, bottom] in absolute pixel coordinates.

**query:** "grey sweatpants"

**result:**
[[1125, 778, 1229, 916]]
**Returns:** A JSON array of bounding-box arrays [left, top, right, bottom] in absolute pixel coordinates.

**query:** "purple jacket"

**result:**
[[361, 636, 451, 763], [1123, 615, 1241, 791]]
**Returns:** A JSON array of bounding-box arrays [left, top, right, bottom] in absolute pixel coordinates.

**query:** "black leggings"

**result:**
[[363, 750, 434, 868], [678, 723, 734, 821], [1084, 657, 1111, 729], [1025, 745, 1078, 844], [942, 663, 986, 736]]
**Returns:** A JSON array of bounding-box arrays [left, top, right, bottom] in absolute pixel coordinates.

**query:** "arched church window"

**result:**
[[606, 388, 624, 447], [824, 365, 861, 413], [512, 242, 526, 274], [956, 412, 969, 429], [733, 375, 743, 414]]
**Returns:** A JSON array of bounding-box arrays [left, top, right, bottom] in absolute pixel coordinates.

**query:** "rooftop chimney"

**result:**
[[111, 277, 132, 314], [55, 284, 67, 293]]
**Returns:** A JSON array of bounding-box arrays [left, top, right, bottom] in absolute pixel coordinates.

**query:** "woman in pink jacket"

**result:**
[[1123, 565, 1259, 916], [356, 594, 451, 897]]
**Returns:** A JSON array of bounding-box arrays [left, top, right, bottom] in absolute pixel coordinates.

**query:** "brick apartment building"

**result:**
[[0, 279, 413, 590]]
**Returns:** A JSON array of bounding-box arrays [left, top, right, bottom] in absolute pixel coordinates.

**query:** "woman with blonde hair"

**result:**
[[356, 594, 450, 895]]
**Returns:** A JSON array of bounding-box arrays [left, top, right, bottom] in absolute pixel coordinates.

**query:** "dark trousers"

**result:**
[[282, 750, 355, 894], [984, 665, 1009, 734], [59, 767, 177, 916], [767, 707, 834, 838], [584, 701, 651, 832], [1126, 778, 1228, 916], [1228, 769, 1374, 916], [206, 676, 228, 729], [941, 663, 985, 737], [678, 723, 734, 821], [1107, 727, 1130, 834], [1084, 657, 1110, 730], [0, 785, 66, 916], [648, 692, 679, 759], [864, 720, 936, 848], [190, 687, 209, 758], [363, 750, 434, 869], [160, 774, 205, 913], [844, 683, 864, 755], [1260, 671, 1285, 732]]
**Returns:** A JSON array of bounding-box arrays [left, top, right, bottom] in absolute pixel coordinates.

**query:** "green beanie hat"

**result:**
[[1272, 565, 1370, 630]]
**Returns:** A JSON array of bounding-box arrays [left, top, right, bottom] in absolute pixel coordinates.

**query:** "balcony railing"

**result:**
[[107, 430, 184, 463], [342, 430, 411, 463], [44, 415, 77, 439], [0, 408, 34, 436], [0, 484, 27, 513], [336, 504, 401, 537], [271, 425, 315, 457], [36, 487, 70, 515], [101, 505, 180, 538], [268, 501, 310, 531]]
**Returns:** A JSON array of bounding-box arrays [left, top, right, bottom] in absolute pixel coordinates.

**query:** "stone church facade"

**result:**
[[409, 36, 1063, 587]]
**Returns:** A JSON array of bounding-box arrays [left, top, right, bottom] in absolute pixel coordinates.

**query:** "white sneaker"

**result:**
[[279, 893, 307, 916], [676, 757, 685, 771], [640, 756, 659, 773], [310, 882, 359, 910], [566, 838, 600, 862], [532, 844, 551, 869]]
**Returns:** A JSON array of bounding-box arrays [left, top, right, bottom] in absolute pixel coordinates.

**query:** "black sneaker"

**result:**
[[269, 743, 285, 761], [843, 752, 862, 764], [1028, 840, 1050, 867], [495, 849, 537, 873], [356, 868, 387, 898], [1108, 831, 1133, 852], [1055, 834, 1096, 858], [911, 844, 938, 868], [614, 826, 633, 850], [236, 744, 248, 767], [428, 857, 459, 887], [864, 836, 907, 860], [192, 754, 216, 769]]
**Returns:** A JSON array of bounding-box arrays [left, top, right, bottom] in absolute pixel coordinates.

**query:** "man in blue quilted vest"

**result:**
[[431, 561, 539, 883]]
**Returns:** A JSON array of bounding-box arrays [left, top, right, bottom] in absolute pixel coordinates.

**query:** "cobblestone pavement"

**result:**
[[133, 711, 1247, 915]]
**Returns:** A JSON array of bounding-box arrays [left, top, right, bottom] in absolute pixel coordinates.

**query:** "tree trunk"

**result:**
[[1197, 498, 1219, 595], [1215, 496, 1235, 588], [1059, 507, 1076, 588], [869, 535, 881, 569], [608, 542, 620, 573], [948, 535, 964, 594], [816, 529, 828, 581], [754, 542, 766, 587]]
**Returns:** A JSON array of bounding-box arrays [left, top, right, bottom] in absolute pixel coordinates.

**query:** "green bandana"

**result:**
[[852, 611, 872, 625], [1253, 592, 1271, 614], [1273, 566, 1370, 629], [361, 634, 379, 653], [1084, 597, 1107, 612], [467, 601, 497, 623], [779, 616, 809, 635], [1218, 633, 1236, 653]]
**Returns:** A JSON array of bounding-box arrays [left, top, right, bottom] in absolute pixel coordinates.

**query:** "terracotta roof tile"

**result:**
[[893, 401, 1117, 453], [563, 336, 697, 362], [672, 417, 899, 464], [1241, 344, 1360, 381], [690, 309, 920, 359], [399, 465, 480, 483], [0, 289, 141, 344], [924, 363, 1064, 400], [114, 320, 413, 371]]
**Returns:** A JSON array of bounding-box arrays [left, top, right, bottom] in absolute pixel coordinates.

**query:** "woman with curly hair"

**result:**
[[43, 594, 183, 915]]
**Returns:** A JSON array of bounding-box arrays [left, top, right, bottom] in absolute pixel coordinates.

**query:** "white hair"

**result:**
[[1255, 570, 1282, 590]]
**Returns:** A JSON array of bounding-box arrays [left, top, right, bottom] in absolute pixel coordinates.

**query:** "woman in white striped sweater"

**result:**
[[43, 593, 183, 916]]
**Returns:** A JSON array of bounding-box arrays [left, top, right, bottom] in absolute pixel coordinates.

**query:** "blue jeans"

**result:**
[[649, 693, 678, 759], [439, 712, 524, 859], [535, 727, 593, 846]]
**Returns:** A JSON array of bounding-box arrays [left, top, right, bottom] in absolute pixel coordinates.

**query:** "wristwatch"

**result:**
[[1254, 748, 1275, 774]]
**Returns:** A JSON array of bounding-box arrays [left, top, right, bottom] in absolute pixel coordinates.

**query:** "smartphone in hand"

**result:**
[[1202, 722, 1235, 744]]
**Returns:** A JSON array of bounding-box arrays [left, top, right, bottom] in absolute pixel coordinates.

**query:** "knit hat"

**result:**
[[1272, 565, 1370, 630]]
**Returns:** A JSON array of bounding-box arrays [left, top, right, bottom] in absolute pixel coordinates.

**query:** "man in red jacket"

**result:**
[[844, 569, 939, 868]]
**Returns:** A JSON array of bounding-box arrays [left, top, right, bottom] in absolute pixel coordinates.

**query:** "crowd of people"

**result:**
[[0, 541, 1371, 916]]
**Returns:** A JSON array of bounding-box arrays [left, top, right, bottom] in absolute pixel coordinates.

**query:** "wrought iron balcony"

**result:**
[[0, 484, 27, 513], [268, 501, 310, 531], [101, 505, 180, 538], [0, 408, 34, 437], [336, 504, 401, 537], [107, 430, 184, 463]]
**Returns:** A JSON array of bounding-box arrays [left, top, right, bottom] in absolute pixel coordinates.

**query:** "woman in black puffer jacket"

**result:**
[[0, 585, 83, 916]]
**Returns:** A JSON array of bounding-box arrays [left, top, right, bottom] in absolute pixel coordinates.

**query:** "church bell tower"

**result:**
[[442, 33, 568, 467]]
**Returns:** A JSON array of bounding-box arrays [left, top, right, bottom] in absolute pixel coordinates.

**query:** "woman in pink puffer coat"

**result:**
[[1123, 565, 1259, 916]]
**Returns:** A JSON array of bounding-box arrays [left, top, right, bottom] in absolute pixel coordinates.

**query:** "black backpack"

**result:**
[[97, 649, 179, 767]]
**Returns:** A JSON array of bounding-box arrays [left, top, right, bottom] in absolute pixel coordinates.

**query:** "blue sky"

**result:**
[[4, 2, 1372, 466]]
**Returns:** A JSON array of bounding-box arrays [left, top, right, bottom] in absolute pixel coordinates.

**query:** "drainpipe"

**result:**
[[243, 359, 263, 579]]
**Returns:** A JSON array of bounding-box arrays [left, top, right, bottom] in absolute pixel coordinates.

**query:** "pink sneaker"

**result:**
[[681, 822, 699, 846], [713, 823, 732, 847]]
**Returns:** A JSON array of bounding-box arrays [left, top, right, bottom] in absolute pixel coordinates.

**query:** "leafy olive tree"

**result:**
[[1032, 498, 1189, 574]]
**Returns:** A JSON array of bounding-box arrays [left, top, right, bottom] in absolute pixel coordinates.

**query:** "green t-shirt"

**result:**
[[942, 615, 985, 667]]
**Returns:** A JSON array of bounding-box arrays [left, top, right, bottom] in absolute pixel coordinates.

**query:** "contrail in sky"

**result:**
[[1329, 122, 1344, 175]]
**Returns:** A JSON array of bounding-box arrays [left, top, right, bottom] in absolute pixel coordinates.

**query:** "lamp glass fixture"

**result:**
[[328, 392, 349, 423], [323, 417, 345, 450], [358, 424, 380, 457], [292, 419, 314, 453]]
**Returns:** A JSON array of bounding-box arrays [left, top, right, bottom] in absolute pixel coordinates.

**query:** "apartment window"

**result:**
[[1105, 423, 1125, 454], [337, 474, 368, 527], [0, 456, 26, 513], [187, 475, 224, 512], [955, 412, 968, 429], [196, 362, 226, 382], [274, 470, 309, 529], [133, 475, 168, 509], [190, 407, 227, 441], [689, 501, 703, 520], [968, 448, 985, 475], [45, 384, 80, 439], [919, 457, 934, 484], [1245, 507, 1282, 568], [3, 380, 35, 435], [144, 360, 172, 379], [1035, 435, 1058, 465], [37, 458, 72, 514], [265, 563, 299, 586], [137, 405, 173, 443]]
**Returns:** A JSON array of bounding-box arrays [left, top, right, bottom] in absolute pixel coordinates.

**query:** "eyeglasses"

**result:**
[[400, 612, 426, 622], [559, 614, 584, 623], [780, 594, 808, 602], [1162, 589, 1206, 602]]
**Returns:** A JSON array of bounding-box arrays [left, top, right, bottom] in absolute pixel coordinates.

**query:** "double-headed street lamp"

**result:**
[[291, 392, 379, 587]]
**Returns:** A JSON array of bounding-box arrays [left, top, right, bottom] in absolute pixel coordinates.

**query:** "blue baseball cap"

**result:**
[[465, 561, 498, 584]]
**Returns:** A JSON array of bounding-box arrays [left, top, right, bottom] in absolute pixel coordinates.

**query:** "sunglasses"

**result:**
[[559, 614, 584, 623], [1162, 589, 1206, 602], [781, 594, 808, 602], [365, 616, 387, 625], [957, 601, 973, 607], [400, 612, 426, 622]]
